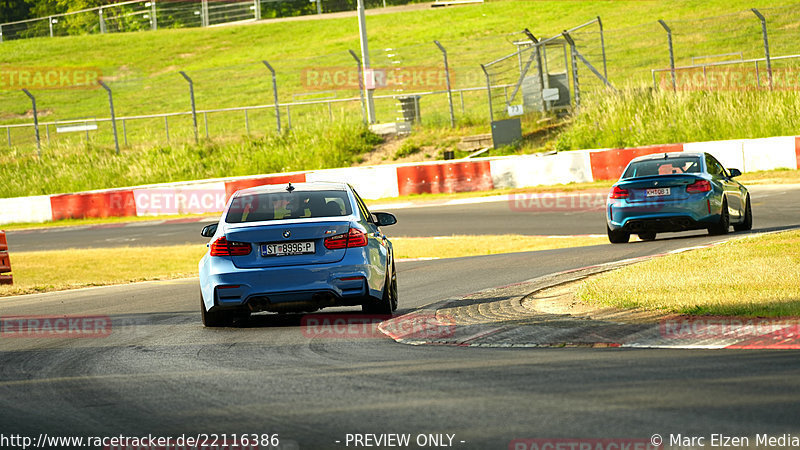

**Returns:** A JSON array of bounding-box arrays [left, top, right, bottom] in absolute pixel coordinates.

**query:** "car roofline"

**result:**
[[233, 181, 350, 197]]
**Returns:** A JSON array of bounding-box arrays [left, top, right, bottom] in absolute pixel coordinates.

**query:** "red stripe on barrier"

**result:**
[[0, 231, 7, 252], [795, 136, 800, 169], [50, 191, 137, 220], [589, 143, 684, 181], [224, 174, 307, 201], [396, 161, 493, 196]]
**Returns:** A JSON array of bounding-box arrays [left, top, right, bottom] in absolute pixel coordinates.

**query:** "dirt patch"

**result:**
[[0, 108, 54, 120], [357, 135, 439, 166]]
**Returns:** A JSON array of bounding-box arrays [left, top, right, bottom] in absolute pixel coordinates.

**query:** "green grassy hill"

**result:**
[[1, 0, 799, 198]]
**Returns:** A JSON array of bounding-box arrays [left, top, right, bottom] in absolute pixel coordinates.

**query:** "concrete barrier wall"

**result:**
[[1, 135, 798, 225]]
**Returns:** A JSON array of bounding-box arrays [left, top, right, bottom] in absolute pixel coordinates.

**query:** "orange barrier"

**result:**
[[0, 230, 11, 285], [589, 143, 684, 181], [224, 174, 307, 201], [396, 160, 493, 196], [50, 190, 137, 220]]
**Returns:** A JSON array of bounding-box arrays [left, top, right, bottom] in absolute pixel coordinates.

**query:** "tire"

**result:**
[[201, 294, 233, 327], [362, 265, 396, 315], [708, 198, 730, 235], [607, 225, 630, 244], [733, 195, 753, 232], [638, 232, 657, 241]]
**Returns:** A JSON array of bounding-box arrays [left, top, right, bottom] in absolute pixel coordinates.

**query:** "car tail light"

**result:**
[[609, 186, 629, 199], [686, 179, 712, 193], [209, 236, 251, 256], [324, 228, 368, 250]]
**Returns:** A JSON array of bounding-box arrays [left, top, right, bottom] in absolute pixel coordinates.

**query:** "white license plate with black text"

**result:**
[[261, 241, 315, 256], [646, 188, 671, 197]]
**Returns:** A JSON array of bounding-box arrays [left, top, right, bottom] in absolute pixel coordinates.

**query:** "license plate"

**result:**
[[261, 241, 315, 257], [646, 187, 671, 197]]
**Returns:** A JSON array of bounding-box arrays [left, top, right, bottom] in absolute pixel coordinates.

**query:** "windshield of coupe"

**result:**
[[622, 157, 702, 178], [225, 190, 353, 223]]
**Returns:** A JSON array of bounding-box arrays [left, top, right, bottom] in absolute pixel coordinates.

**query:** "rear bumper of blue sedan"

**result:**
[[607, 194, 721, 233], [199, 249, 382, 314]]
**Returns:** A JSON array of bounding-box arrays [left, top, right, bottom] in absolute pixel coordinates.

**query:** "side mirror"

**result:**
[[201, 223, 218, 237], [728, 168, 742, 178], [372, 212, 397, 227]]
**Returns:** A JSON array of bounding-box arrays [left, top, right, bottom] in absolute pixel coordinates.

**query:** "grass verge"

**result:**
[[0, 234, 607, 296], [578, 230, 800, 317]]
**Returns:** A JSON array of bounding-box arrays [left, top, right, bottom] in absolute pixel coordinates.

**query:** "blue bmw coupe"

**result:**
[[606, 152, 752, 243], [199, 182, 398, 327]]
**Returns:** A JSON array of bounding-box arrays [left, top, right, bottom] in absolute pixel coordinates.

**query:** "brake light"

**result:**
[[609, 186, 629, 199], [209, 236, 251, 256], [324, 228, 368, 250], [686, 179, 712, 193]]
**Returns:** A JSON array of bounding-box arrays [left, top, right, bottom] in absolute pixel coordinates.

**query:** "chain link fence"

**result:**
[[4, 3, 800, 153], [0, 0, 421, 41]]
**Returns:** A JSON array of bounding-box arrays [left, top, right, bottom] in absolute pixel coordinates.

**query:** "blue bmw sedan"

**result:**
[[199, 182, 398, 327], [606, 152, 752, 243]]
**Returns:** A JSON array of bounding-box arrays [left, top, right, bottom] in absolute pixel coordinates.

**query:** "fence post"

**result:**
[[562, 32, 581, 109], [597, 16, 608, 81], [179, 71, 199, 143], [434, 40, 455, 128], [262, 61, 281, 133], [49, 16, 54, 37], [165, 116, 170, 143], [98, 81, 120, 155], [21, 89, 41, 157], [151, 0, 157, 30], [204, 112, 209, 138], [253, 0, 261, 20], [349, 50, 368, 125], [122, 119, 128, 146], [751, 8, 773, 91], [316, 0, 322, 14], [201, 0, 209, 27], [99, 8, 106, 34], [657, 19, 676, 92], [0, 24, 4, 43], [480, 64, 494, 122], [6, 127, 11, 146]]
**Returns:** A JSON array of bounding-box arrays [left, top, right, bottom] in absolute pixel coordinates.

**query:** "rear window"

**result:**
[[225, 190, 353, 223], [622, 157, 702, 178]]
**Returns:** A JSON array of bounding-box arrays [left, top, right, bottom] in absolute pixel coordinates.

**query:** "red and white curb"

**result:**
[[380, 229, 800, 350]]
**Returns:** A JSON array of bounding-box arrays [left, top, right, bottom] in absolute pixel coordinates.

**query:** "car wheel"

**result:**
[[708, 198, 730, 235], [733, 195, 753, 232], [200, 293, 232, 327], [388, 262, 398, 312], [638, 232, 657, 241], [607, 225, 630, 244], [362, 267, 395, 315]]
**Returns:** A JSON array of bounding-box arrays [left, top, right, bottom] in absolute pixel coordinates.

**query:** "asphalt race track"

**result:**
[[2, 184, 800, 449], [7, 184, 800, 251]]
